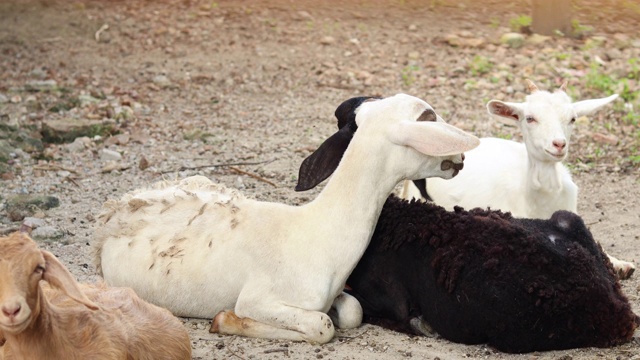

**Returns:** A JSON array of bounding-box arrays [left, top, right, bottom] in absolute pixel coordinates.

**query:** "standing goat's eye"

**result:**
[[34, 265, 45, 275], [570, 117, 576, 124], [525, 116, 536, 124], [417, 109, 437, 122]]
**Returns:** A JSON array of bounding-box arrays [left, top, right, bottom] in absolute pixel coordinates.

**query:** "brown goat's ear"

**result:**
[[41, 250, 100, 310], [295, 126, 354, 191]]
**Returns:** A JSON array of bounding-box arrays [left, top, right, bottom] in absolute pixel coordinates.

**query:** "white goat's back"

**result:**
[[95, 176, 309, 318], [421, 137, 577, 218]]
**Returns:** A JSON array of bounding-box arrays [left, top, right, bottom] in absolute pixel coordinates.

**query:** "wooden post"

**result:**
[[531, 0, 573, 36]]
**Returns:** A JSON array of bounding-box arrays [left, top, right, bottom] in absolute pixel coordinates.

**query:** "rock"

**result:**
[[443, 34, 485, 48], [526, 33, 551, 45], [100, 148, 122, 161], [22, 217, 46, 229], [24, 79, 58, 92], [500, 32, 525, 48], [78, 94, 100, 107], [65, 137, 91, 153], [41, 118, 117, 144], [152, 75, 172, 88], [31, 226, 64, 240], [320, 36, 335, 45], [139, 155, 150, 170], [6, 195, 60, 222], [0, 94, 7, 103]]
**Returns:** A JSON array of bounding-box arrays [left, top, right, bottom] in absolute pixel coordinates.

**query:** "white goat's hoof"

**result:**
[[616, 261, 635, 280], [409, 316, 435, 337]]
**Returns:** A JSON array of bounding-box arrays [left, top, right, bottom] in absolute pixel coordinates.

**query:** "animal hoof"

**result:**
[[618, 265, 635, 280]]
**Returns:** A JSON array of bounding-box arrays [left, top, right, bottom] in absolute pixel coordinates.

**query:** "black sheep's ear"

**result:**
[[295, 126, 354, 191], [411, 179, 432, 201], [335, 96, 380, 129]]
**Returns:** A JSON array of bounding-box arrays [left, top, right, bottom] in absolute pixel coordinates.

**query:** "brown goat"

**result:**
[[0, 231, 191, 360]]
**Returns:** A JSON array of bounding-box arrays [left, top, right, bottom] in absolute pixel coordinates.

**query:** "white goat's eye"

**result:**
[[525, 116, 536, 124], [570, 117, 576, 124]]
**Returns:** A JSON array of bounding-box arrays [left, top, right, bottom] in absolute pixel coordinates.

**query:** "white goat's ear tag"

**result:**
[[572, 94, 618, 117], [390, 121, 480, 156]]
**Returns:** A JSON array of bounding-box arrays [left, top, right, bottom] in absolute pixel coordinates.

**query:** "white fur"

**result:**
[[401, 83, 634, 278], [94, 94, 480, 344]]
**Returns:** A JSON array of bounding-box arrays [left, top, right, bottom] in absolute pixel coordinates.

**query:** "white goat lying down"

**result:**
[[93, 93, 480, 344], [0, 231, 191, 360], [402, 80, 634, 279]]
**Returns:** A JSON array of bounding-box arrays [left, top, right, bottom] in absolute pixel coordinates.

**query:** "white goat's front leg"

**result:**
[[327, 292, 362, 329], [607, 253, 635, 280], [210, 305, 335, 344]]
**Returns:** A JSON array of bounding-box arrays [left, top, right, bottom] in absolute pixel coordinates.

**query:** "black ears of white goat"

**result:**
[[295, 96, 376, 191]]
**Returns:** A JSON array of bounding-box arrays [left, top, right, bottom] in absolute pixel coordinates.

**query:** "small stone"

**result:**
[[31, 226, 64, 240], [152, 75, 172, 88], [0, 94, 8, 103], [527, 33, 551, 45], [22, 217, 46, 229], [320, 36, 335, 45], [6, 195, 60, 222], [101, 149, 122, 161], [24, 79, 58, 92], [500, 32, 525, 48], [139, 156, 150, 170]]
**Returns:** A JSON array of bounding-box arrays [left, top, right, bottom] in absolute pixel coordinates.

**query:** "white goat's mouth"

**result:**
[[545, 149, 566, 160], [441, 160, 464, 177]]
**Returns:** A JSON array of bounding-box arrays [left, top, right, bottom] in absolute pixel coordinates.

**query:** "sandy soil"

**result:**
[[1, 0, 639, 359]]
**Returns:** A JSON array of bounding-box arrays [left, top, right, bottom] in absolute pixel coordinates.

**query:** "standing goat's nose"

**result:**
[[2, 304, 21, 319], [461, 153, 465, 161], [552, 139, 566, 151]]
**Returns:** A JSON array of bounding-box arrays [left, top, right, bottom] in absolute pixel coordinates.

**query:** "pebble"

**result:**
[[0, 94, 7, 103], [500, 32, 525, 48], [31, 226, 64, 240], [22, 217, 46, 229], [152, 75, 172, 88], [100, 149, 122, 161]]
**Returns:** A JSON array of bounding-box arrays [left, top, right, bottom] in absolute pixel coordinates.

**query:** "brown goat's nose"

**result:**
[[2, 304, 21, 318]]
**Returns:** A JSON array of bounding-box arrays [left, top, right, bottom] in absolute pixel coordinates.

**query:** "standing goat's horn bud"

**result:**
[[559, 81, 568, 92], [525, 79, 539, 93]]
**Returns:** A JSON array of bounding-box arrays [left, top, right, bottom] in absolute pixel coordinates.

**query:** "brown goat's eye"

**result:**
[[417, 109, 437, 122], [34, 265, 45, 275], [525, 116, 536, 124]]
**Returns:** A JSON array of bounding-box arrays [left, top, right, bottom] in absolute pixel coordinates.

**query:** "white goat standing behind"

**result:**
[[94, 94, 480, 344], [402, 81, 634, 278]]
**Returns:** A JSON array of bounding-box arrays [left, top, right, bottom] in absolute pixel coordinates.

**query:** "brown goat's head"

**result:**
[[0, 232, 98, 335]]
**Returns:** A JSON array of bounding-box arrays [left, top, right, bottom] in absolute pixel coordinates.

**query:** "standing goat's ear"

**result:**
[[572, 94, 619, 117], [295, 126, 354, 191], [487, 100, 525, 121], [42, 250, 100, 310]]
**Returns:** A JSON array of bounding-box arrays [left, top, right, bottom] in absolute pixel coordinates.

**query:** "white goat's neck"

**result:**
[[307, 134, 401, 277], [526, 152, 563, 194]]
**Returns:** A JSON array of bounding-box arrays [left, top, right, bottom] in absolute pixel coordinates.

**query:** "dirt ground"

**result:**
[[1, 0, 639, 359]]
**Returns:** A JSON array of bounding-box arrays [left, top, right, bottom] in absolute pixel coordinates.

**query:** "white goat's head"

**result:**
[[487, 80, 618, 162], [0, 232, 98, 335], [295, 94, 480, 191]]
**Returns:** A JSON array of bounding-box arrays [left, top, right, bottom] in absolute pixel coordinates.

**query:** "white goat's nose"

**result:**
[[552, 139, 566, 150]]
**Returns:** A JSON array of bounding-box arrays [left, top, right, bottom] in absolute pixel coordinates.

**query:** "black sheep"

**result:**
[[346, 196, 639, 353]]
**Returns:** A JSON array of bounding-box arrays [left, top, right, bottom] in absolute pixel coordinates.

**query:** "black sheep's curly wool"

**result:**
[[354, 195, 639, 353]]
